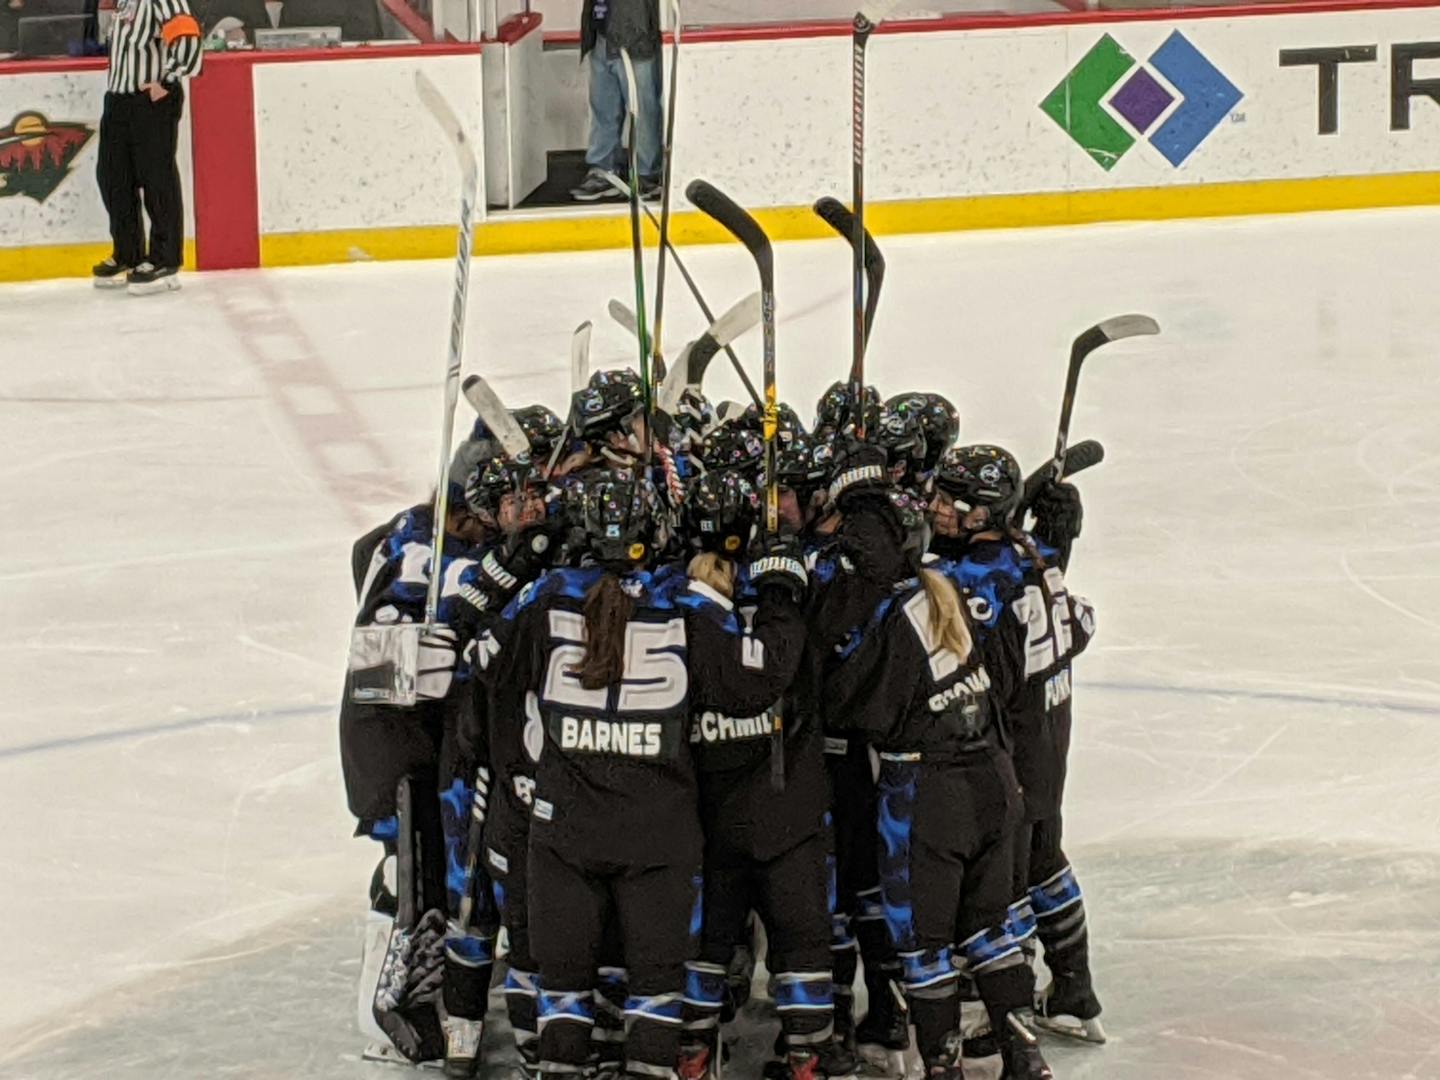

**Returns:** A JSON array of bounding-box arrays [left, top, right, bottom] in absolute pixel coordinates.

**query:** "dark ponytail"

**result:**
[[571, 572, 635, 690]]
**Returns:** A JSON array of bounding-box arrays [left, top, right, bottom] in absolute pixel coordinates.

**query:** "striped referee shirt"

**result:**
[[106, 0, 203, 94]]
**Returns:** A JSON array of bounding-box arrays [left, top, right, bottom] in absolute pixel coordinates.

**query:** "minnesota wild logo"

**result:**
[[0, 112, 95, 203]]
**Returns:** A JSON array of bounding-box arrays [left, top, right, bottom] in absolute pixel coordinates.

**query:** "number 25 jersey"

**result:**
[[474, 565, 806, 865]]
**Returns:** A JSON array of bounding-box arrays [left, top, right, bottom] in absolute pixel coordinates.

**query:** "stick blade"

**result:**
[[812, 195, 886, 275], [655, 292, 761, 416], [1099, 314, 1160, 342], [686, 179, 774, 280], [414, 71, 477, 183], [608, 299, 640, 339], [571, 321, 592, 394], [711, 291, 763, 350], [461, 374, 530, 460]]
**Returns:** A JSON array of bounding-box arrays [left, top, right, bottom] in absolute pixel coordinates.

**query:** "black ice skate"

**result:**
[[126, 262, 181, 296], [854, 984, 908, 1078], [1001, 1015, 1053, 1080], [92, 256, 132, 289], [1033, 972, 1106, 1045]]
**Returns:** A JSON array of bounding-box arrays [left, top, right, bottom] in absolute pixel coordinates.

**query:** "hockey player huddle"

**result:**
[[338, 372, 1101, 1080]]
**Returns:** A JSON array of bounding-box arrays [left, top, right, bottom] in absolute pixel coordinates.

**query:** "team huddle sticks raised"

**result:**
[[350, 28, 1162, 1077]]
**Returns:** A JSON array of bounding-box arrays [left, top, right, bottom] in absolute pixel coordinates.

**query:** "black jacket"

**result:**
[[581, 0, 660, 61]]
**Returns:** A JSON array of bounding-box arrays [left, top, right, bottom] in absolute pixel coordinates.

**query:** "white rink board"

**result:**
[[669, 7, 1440, 209], [254, 52, 486, 235], [0, 70, 196, 250]]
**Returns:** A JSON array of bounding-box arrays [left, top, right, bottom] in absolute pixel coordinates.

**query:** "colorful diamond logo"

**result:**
[[1041, 31, 1242, 170], [1110, 69, 1174, 135]]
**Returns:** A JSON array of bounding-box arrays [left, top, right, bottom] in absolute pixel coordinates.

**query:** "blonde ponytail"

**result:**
[[687, 551, 736, 600], [920, 568, 974, 662]]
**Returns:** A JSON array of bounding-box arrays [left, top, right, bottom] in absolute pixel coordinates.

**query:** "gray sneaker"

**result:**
[[570, 170, 624, 202]]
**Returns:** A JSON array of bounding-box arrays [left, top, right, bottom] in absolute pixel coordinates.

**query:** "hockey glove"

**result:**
[[1030, 480, 1083, 548], [750, 540, 808, 606], [828, 438, 891, 512]]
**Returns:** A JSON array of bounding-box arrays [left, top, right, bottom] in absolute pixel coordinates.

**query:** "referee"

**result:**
[[91, 0, 202, 295]]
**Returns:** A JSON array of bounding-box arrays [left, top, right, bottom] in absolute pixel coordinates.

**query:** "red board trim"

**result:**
[[542, 0, 1440, 46], [189, 54, 258, 270]]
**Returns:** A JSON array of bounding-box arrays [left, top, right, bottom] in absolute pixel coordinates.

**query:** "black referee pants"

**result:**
[[97, 87, 184, 270]]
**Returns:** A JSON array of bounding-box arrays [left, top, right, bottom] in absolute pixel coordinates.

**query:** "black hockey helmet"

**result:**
[[934, 445, 1023, 531], [686, 470, 758, 557], [738, 401, 804, 444], [571, 369, 645, 441], [578, 467, 662, 567], [814, 380, 881, 438], [513, 404, 565, 462], [770, 431, 832, 504], [464, 457, 540, 521], [698, 423, 765, 479], [885, 392, 959, 473], [875, 404, 929, 486]]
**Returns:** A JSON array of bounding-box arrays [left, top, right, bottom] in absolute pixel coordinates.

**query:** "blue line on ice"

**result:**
[[0, 704, 335, 761], [4, 679, 1438, 762]]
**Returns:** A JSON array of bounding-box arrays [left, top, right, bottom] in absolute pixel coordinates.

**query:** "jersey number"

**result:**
[[542, 611, 687, 713], [1012, 567, 1074, 677]]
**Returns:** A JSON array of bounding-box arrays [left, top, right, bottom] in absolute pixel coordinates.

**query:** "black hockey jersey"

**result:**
[[826, 570, 1006, 758], [686, 567, 830, 862], [951, 537, 1095, 816], [473, 563, 807, 865]]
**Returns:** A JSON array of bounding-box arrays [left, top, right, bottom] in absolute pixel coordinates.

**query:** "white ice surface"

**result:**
[[3, 207, 1440, 1078]]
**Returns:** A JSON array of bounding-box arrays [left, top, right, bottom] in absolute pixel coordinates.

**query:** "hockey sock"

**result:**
[[505, 967, 541, 1056], [773, 970, 835, 1049], [1030, 865, 1092, 981]]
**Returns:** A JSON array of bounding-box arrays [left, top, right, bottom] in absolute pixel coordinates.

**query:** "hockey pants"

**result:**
[[530, 839, 700, 1078], [874, 748, 1035, 1067]]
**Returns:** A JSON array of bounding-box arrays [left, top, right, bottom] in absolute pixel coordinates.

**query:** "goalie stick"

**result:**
[[602, 169, 762, 408], [813, 195, 885, 347], [847, 0, 901, 436], [685, 178, 786, 793], [415, 71, 478, 632], [351, 73, 478, 710], [619, 49, 654, 462], [1052, 315, 1158, 481]]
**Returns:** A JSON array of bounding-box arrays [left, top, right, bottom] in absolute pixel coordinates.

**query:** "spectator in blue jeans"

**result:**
[[571, 0, 663, 202]]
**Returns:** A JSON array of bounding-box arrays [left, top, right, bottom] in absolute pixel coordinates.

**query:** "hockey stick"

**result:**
[[847, 0, 900, 436], [608, 297, 641, 340], [656, 291, 762, 417], [348, 74, 475, 708], [619, 49, 654, 463], [415, 71, 479, 631], [686, 181, 777, 534], [686, 178, 786, 793], [650, 0, 683, 388], [814, 195, 885, 346], [1021, 438, 1104, 510], [571, 321, 593, 394], [602, 169, 762, 408], [1052, 316, 1158, 481], [461, 374, 530, 460]]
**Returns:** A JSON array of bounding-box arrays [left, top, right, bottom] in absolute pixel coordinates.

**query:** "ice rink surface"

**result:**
[[4, 206, 1440, 1079]]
